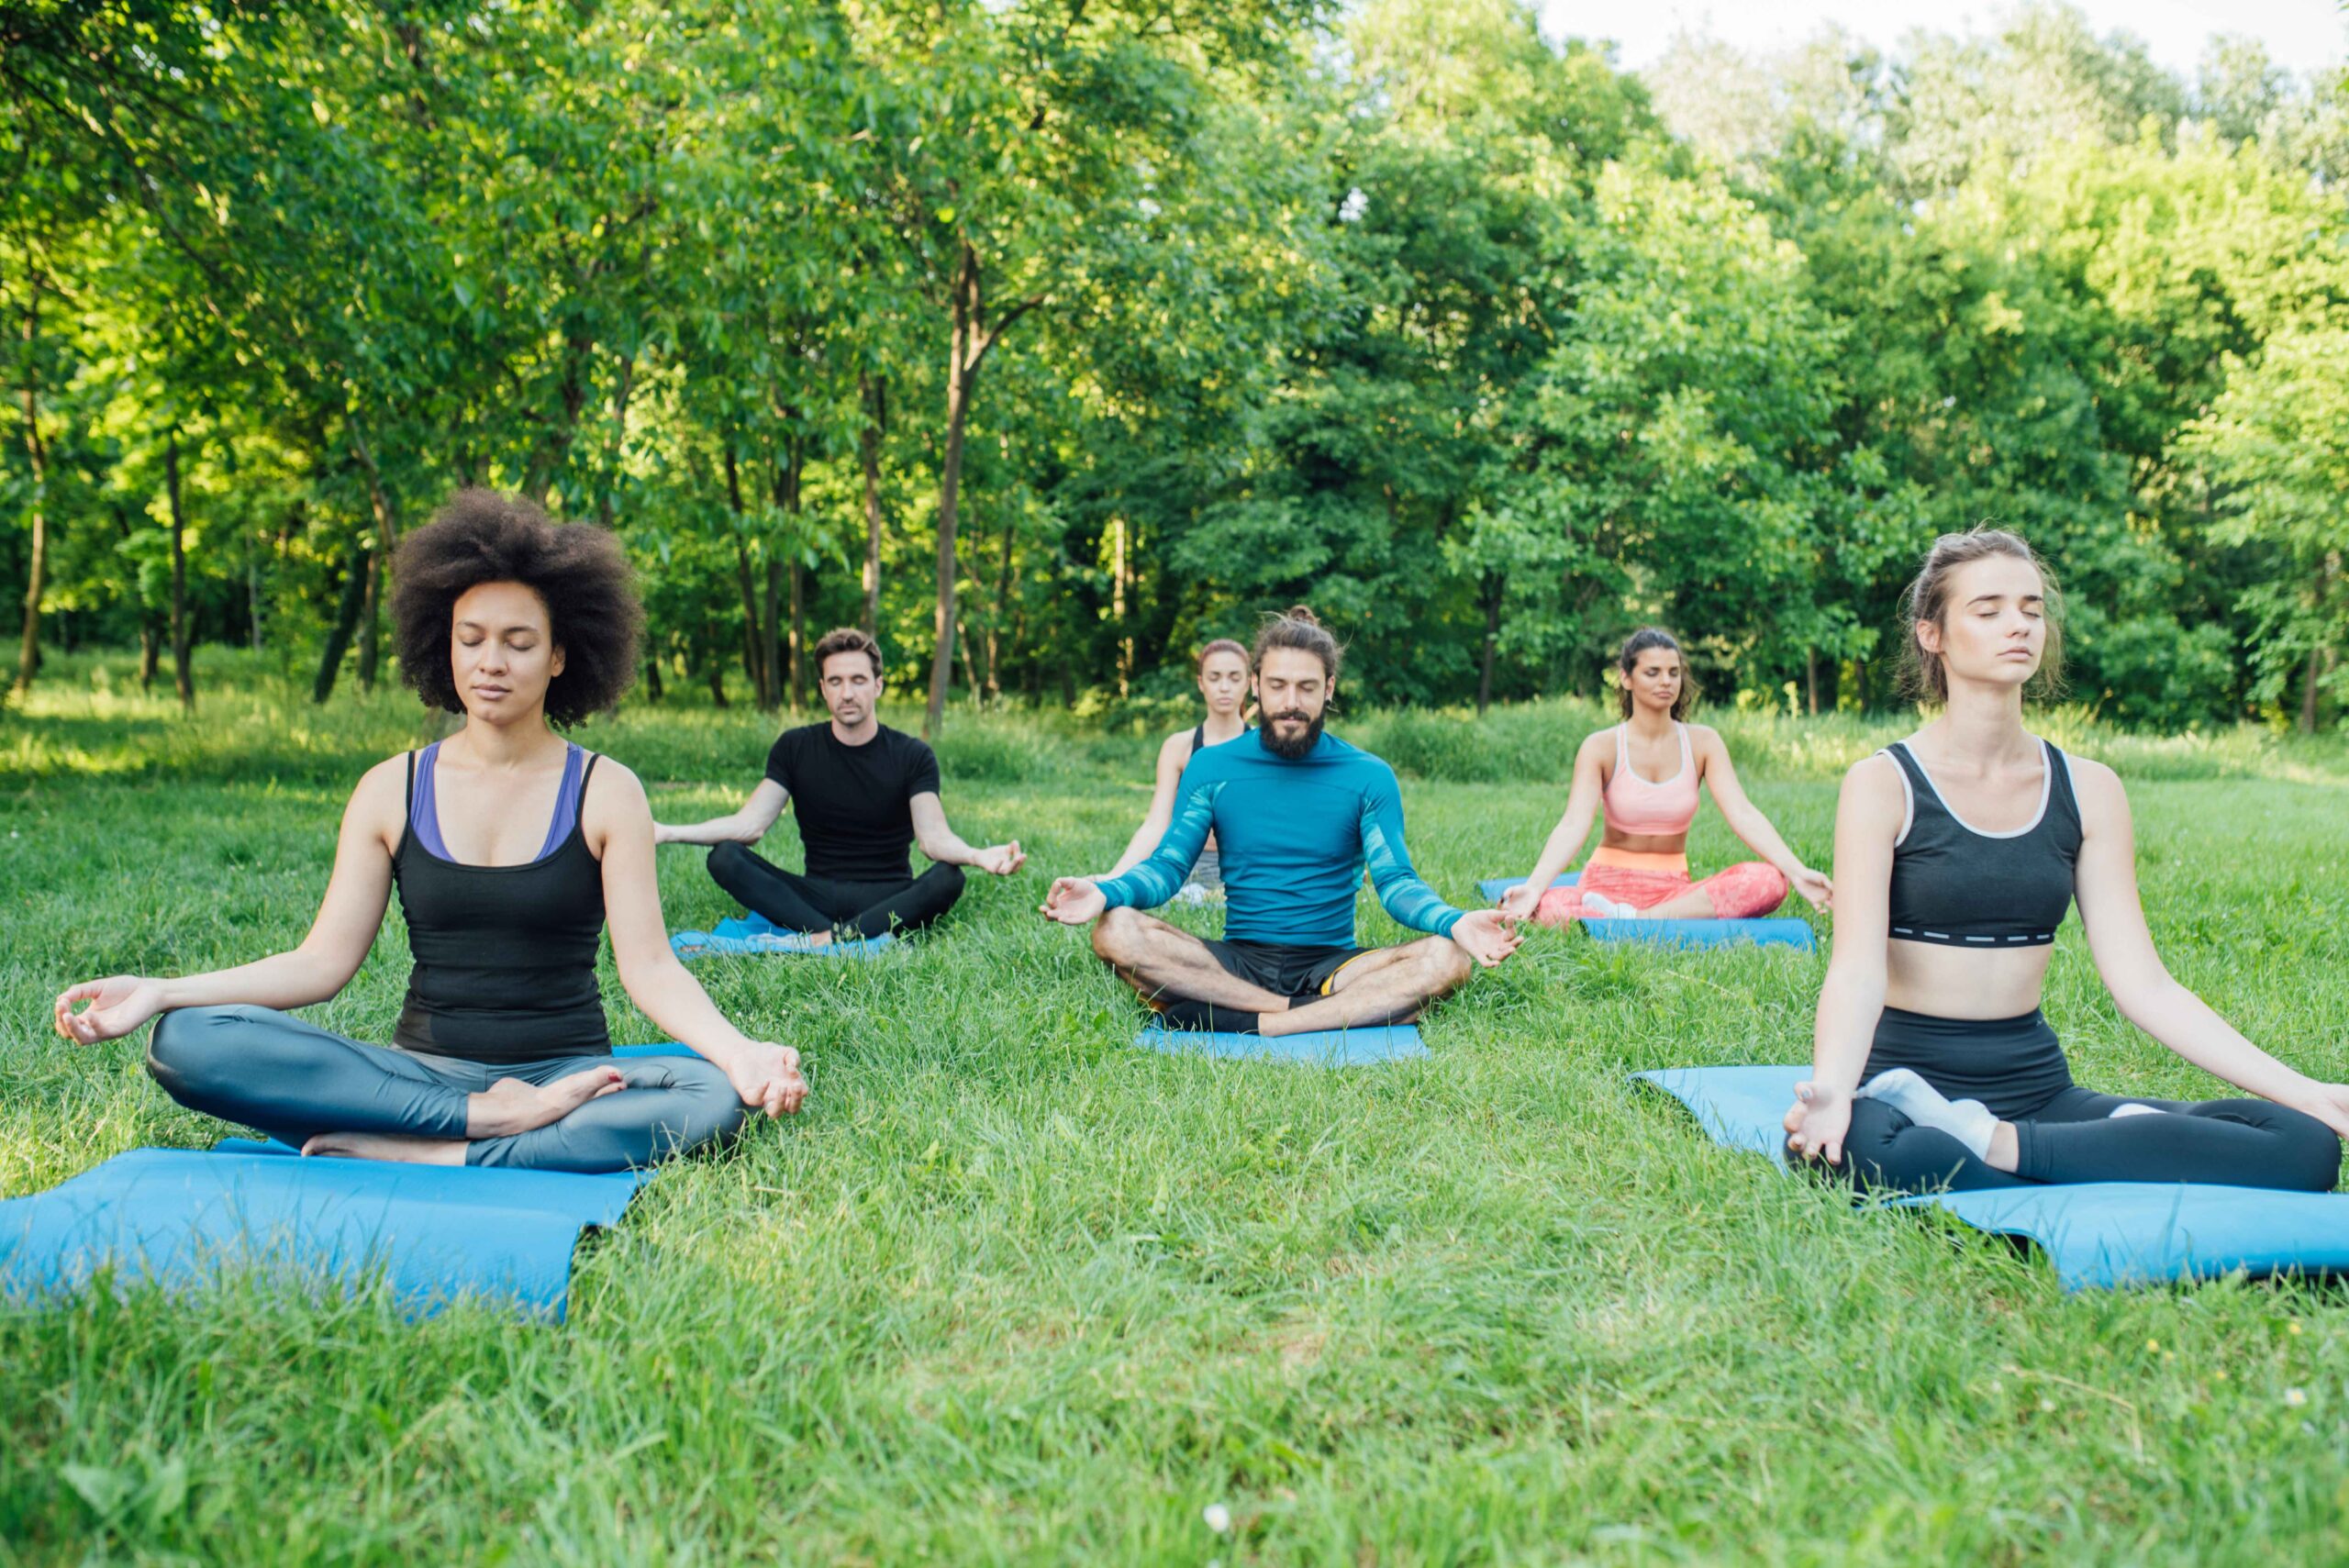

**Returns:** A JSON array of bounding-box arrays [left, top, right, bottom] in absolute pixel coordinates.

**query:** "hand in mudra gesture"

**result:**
[[55, 975, 169, 1045], [1040, 876, 1106, 926], [1495, 884, 1544, 922]]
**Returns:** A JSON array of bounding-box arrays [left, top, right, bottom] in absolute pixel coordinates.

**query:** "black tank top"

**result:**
[[1884, 738, 2081, 948], [391, 749, 611, 1064]]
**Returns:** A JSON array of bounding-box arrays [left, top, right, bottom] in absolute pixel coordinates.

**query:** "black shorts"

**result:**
[[1200, 939, 1369, 999]]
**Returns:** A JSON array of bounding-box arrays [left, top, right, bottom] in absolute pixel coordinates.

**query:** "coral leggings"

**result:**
[[1532, 849, 1787, 923]]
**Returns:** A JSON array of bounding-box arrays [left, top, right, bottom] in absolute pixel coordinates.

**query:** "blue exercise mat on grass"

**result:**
[[1478, 876, 1814, 951], [0, 1042, 699, 1320], [1135, 1024, 1430, 1066], [672, 911, 896, 962], [1636, 1063, 2349, 1290]]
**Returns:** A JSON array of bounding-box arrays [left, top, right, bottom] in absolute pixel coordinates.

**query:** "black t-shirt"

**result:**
[[764, 723, 941, 882]]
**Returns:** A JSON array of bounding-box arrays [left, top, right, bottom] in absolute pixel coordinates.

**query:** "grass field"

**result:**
[[6, 653, 2349, 1564]]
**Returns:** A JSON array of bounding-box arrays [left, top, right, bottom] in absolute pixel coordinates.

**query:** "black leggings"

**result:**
[[1835, 1007, 2342, 1196], [707, 842, 964, 940]]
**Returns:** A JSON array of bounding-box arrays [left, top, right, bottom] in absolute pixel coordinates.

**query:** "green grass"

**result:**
[[6, 652, 2349, 1564]]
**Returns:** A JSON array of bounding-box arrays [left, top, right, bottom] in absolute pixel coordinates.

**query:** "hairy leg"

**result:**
[[1090, 907, 1290, 1011], [1261, 937, 1472, 1037]]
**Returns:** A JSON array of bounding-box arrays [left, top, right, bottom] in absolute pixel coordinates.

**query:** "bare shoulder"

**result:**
[[2060, 751, 2126, 811], [584, 754, 651, 817], [1687, 722, 1729, 756], [350, 753, 409, 816], [1158, 729, 1192, 765], [1842, 751, 1906, 805]]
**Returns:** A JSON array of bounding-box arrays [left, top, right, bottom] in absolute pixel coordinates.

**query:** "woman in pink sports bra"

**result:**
[[1497, 628, 1831, 926]]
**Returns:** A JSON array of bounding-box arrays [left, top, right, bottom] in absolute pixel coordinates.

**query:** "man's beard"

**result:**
[[1263, 708, 1325, 760]]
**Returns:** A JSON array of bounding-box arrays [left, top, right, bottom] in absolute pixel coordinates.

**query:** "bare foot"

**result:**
[[300, 1131, 467, 1164], [466, 1067, 626, 1139], [803, 929, 836, 949]]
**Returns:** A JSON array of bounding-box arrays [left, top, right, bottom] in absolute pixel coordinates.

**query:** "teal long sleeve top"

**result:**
[[1094, 729, 1464, 948]]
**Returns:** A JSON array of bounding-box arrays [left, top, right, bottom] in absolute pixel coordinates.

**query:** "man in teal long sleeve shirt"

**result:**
[[1042, 610, 1519, 1036]]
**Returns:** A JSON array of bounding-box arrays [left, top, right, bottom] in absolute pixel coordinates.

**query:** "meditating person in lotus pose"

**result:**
[[655, 627, 1024, 945], [1783, 527, 2344, 1195], [52, 491, 808, 1171], [1041, 606, 1519, 1035], [1102, 638, 1252, 904], [1497, 628, 1829, 927]]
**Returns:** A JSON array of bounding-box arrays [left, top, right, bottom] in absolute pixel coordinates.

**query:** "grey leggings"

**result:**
[[146, 1005, 748, 1173]]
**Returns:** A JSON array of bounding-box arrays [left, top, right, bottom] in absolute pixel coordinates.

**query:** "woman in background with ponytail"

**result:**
[[1103, 638, 1252, 901]]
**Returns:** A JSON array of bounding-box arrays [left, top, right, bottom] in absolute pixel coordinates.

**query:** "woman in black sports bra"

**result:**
[[52, 492, 808, 1172], [1104, 638, 1252, 899], [1784, 528, 2344, 1195]]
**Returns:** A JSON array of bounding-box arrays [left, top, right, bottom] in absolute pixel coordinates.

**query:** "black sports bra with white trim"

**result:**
[[1883, 739, 2081, 948]]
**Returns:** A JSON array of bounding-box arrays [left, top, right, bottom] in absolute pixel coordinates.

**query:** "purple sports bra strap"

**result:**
[[533, 744, 593, 860]]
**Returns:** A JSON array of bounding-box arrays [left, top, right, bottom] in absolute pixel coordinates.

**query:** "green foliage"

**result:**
[[4, 0, 2347, 732]]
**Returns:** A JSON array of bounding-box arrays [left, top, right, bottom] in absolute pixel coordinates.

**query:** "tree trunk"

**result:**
[[140, 623, 160, 689], [725, 443, 769, 706], [761, 554, 783, 713], [788, 560, 806, 713], [2302, 645, 2323, 734], [349, 423, 401, 694], [706, 655, 729, 707], [164, 429, 195, 712], [926, 239, 1042, 738], [357, 549, 384, 692], [643, 646, 664, 703], [11, 273, 46, 699], [1805, 646, 1820, 717], [859, 372, 885, 637], [1476, 572, 1503, 717], [774, 441, 806, 714], [928, 302, 973, 738], [312, 542, 372, 703]]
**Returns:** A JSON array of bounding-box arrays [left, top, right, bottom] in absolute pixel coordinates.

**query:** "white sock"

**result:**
[[1579, 892, 1640, 920], [2108, 1102, 2163, 1119], [1857, 1067, 1999, 1160]]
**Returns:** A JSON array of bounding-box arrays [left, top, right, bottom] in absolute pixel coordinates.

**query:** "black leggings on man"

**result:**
[[1831, 1006, 2341, 1196], [707, 841, 964, 940]]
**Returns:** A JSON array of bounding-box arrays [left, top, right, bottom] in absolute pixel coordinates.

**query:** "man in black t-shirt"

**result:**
[[655, 628, 1026, 943]]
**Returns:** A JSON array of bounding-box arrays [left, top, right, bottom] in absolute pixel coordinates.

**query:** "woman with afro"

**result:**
[[53, 491, 808, 1170]]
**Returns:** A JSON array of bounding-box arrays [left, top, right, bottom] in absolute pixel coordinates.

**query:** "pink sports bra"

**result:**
[[1603, 722, 1699, 838]]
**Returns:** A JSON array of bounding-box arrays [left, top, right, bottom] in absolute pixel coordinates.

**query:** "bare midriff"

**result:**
[[1885, 941, 2054, 1021]]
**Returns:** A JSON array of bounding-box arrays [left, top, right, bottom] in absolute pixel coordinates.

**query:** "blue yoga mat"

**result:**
[[1637, 1063, 2349, 1289], [1479, 876, 1814, 951], [0, 1042, 701, 1320], [672, 911, 896, 962], [1135, 1025, 1430, 1066]]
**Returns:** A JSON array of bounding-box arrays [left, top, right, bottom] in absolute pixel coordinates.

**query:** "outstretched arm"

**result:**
[[595, 763, 807, 1118], [909, 794, 1025, 876], [1107, 732, 1189, 877], [56, 758, 404, 1044], [653, 779, 788, 847], [1499, 732, 1609, 919], [1090, 778, 1217, 914], [1695, 728, 1831, 910], [2072, 758, 2349, 1137], [1359, 770, 1519, 965], [1786, 756, 1902, 1166]]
